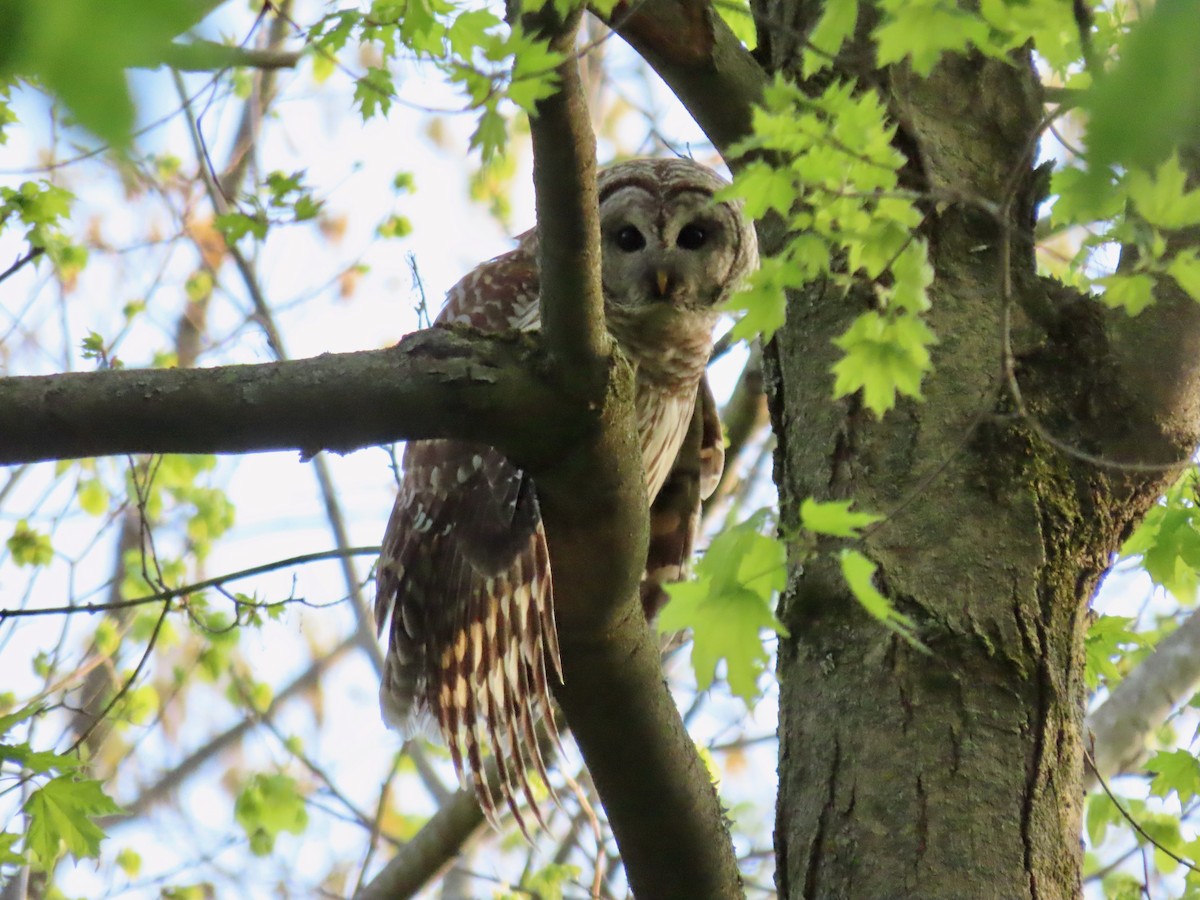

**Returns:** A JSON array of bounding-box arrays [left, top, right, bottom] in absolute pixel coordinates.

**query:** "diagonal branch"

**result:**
[[510, 7, 743, 898], [1085, 607, 1200, 788], [601, 0, 766, 159]]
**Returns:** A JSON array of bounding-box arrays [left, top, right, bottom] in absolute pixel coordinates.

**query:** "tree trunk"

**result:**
[[759, 7, 1200, 898]]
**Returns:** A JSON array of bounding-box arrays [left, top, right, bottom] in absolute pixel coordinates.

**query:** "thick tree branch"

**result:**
[[1085, 608, 1200, 787], [0, 329, 581, 467], [602, 0, 766, 159]]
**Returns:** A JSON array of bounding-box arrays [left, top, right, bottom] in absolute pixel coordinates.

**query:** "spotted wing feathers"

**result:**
[[376, 243, 563, 834]]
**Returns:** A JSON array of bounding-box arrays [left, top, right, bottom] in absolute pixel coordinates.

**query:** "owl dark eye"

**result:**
[[677, 223, 707, 250], [615, 225, 646, 252]]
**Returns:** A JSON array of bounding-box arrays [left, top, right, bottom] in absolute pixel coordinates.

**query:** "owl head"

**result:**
[[596, 157, 758, 318]]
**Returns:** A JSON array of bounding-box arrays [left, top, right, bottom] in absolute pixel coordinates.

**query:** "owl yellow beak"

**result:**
[[654, 270, 671, 297]]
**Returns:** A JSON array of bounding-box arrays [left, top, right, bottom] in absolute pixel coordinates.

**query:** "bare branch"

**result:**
[[523, 6, 610, 375], [0, 329, 585, 467], [102, 634, 356, 827], [601, 0, 766, 159], [157, 41, 302, 73]]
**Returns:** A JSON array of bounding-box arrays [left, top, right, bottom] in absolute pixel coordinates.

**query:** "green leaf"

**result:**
[[1049, 165, 1126, 228], [716, 0, 758, 50], [887, 240, 933, 313], [658, 580, 786, 702], [1096, 273, 1156, 317], [24, 774, 122, 868], [803, 0, 858, 77], [7, 519, 53, 567], [1085, 791, 1123, 847], [1084, 615, 1145, 690], [0, 742, 82, 775], [1168, 249, 1200, 303], [1084, 0, 1200, 171], [0, 703, 43, 737], [800, 498, 882, 537], [1126, 155, 1200, 230], [978, 0, 1081, 73], [726, 160, 796, 219], [873, 0, 990, 76], [116, 847, 141, 877], [213, 212, 267, 243], [0, 831, 22, 867], [0, 0, 218, 147], [658, 516, 788, 702], [354, 66, 394, 120], [1146, 749, 1200, 805], [376, 214, 413, 239], [839, 549, 926, 648], [519, 863, 583, 900], [831, 310, 937, 415], [234, 773, 309, 855], [470, 103, 508, 163], [77, 477, 109, 516]]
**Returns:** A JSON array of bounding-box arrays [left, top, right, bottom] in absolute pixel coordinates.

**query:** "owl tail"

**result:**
[[428, 528, 565, 838]]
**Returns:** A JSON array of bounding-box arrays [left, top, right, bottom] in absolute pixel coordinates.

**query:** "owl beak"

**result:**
[[654, 269, 671, 298]]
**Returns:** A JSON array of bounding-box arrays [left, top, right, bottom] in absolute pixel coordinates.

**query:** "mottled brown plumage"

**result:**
[[375, 157, 758, 831]]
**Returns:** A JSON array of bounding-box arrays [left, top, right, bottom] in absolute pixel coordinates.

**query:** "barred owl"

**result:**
[[374, 157, 758, 831]]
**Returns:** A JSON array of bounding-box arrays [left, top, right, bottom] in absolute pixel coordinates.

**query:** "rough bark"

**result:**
[[747, 10, 1200, 900]]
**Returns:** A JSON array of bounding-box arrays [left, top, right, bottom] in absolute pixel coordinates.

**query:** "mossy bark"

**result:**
[[759, 13, 1200, 900]]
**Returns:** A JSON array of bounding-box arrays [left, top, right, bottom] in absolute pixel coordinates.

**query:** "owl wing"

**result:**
[[641, 375, 724, 619], [375, 238, 561, 832]]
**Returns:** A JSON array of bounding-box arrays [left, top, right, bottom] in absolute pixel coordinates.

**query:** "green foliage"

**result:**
[[1, 705, 122, 871], [1084, 615, 1148, 690], [716, 0, 758, 51], [871, 0, 1082, 78], [799, 498, 882, 538], [839, 549, 925, 648], [214, 211, 267, 243], [311, 3, 567, 163], [0, 180, 87, 278], [494, 863, 582, 900], [1147, 748, 1200, 807], [831, 304, 937, 415], [1084, 0, 1200, 173], [658, 513, 788, 702], [1120, 469, 1200, 602], [234, 773, 309, 855], [7, 519, 53, 567], [725, 77, 935, 415], [874, 0, 990, 76], [802, 0, 857, 77], [24, 775, 122, 868], [0, 0, 217, 147]]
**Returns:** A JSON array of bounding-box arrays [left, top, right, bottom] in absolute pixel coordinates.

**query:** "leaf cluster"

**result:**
[[0, 707, 122, 872], [724, 77, 936, 417]]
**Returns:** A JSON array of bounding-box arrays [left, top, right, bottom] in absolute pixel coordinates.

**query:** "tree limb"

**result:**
[[101, 634, 356, 828], [158, 40, 302, 72], [1084, 608, 1200, 788], [524, 5, 611, 376], [512, 7, 743, 897], [0, 329, 583, 467], [602, 0, 766, 159]]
